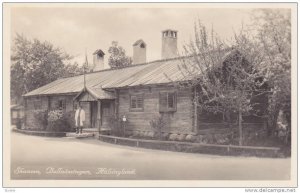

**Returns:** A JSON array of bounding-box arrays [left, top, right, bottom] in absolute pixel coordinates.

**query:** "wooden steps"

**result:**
[[65, 132, 95, 138], [65, 128, 110, 139]]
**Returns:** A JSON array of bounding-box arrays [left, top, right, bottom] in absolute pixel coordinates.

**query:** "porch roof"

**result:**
[[74, 87, 116, 101]]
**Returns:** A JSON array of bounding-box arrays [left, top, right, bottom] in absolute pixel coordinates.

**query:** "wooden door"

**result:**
[[90, 101, 98, 128], [101, 101, 114, 128]]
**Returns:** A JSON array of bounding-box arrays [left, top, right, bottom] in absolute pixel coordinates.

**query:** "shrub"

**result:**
[[150, 115, 166, 140], [64, 111, 76, 132], [47, 110, 72, 132], [169, 133, 178, 141], [162, 132, 170, 140], [178, 134, 186, 141], [108, 117, 123, 136], [33, 110, 48, 130]]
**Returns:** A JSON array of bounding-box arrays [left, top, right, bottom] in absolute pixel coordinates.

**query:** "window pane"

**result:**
[[58, 100, 66, 110], [168, 93, 175, 108], [159, 92, 168, 112], [131, 96, 137, 108], [137, 95, 143, 108], [160, 92, 176, 112], [131, 95, 143, 110]]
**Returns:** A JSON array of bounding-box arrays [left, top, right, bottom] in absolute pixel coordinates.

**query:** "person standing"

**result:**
[[75, 104, 85, 134]]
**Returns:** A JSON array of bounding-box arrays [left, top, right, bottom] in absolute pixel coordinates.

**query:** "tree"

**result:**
[[250, 9, 291, 136], [178, 9, 291, 145], [11, 34, 83, 103], [108, 41, 132, 68], [177, 21, 264, 145]]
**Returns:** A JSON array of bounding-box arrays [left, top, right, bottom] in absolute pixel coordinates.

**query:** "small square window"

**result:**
[[130, 94, 144, 111]]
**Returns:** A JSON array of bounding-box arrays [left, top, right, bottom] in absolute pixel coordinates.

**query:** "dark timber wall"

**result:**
[[118, 85, 195, 134], [24, 85, 266, 134], [24, 94, 93, 129]]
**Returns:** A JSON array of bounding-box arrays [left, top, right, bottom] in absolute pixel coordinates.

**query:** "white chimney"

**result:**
[[132, 39, 146, 64], [161, 29, 178, 59], [92, 49, 105, 72]]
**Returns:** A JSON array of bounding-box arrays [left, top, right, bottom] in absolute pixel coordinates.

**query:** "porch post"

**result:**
[[97, 100, 101, 133]]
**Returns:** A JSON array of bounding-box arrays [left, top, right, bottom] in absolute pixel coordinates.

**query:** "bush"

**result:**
[[47, 110, 72, 132], [33, 110, 48, 130], [150, 115, 166, 140], [64, 111, 76, 132], [109, 117, 123, 136]]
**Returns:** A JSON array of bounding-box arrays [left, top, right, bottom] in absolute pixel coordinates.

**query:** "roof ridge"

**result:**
[[69, 56, 188, 77], [64, 47, 234, 79]]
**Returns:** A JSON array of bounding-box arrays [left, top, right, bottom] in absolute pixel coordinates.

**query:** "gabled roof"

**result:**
[[133, 39, 146, 46], [24, 57, 192, 97], [74, 87, 116, 101], [24, 48, 234, 97]]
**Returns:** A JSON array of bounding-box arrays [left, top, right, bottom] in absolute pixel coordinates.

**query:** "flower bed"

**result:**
[[98, 134, 283, 158]]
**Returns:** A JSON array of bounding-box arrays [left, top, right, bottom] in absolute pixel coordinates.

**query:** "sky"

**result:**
[[11, 5, 253, 69]]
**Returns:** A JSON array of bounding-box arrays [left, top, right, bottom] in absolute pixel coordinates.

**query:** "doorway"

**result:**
[[101, 100, 114, 128], [90, 101, 98, 128]]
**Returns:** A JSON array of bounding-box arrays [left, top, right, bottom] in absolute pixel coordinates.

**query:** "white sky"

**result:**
[[11, 6, 253, 69]]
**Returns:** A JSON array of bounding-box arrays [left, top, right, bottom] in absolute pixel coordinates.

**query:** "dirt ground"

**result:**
[[10, 132, 291, 180]]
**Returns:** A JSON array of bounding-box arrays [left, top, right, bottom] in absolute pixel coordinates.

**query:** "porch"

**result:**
[[73, 87, 117, 134]]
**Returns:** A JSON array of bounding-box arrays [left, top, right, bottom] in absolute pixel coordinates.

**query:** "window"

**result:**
[[58, 99, 66, 111], [130, 94, 144, 111], [159, 92, 177, 112]]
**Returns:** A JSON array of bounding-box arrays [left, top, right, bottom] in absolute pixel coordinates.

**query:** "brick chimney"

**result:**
[[161, 29, 178, 59], [132, 39, 146, 64], [92, 49, 105, 72]]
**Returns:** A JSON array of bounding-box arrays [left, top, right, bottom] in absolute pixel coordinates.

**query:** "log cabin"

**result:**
[[23, 29, 267, 140]]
